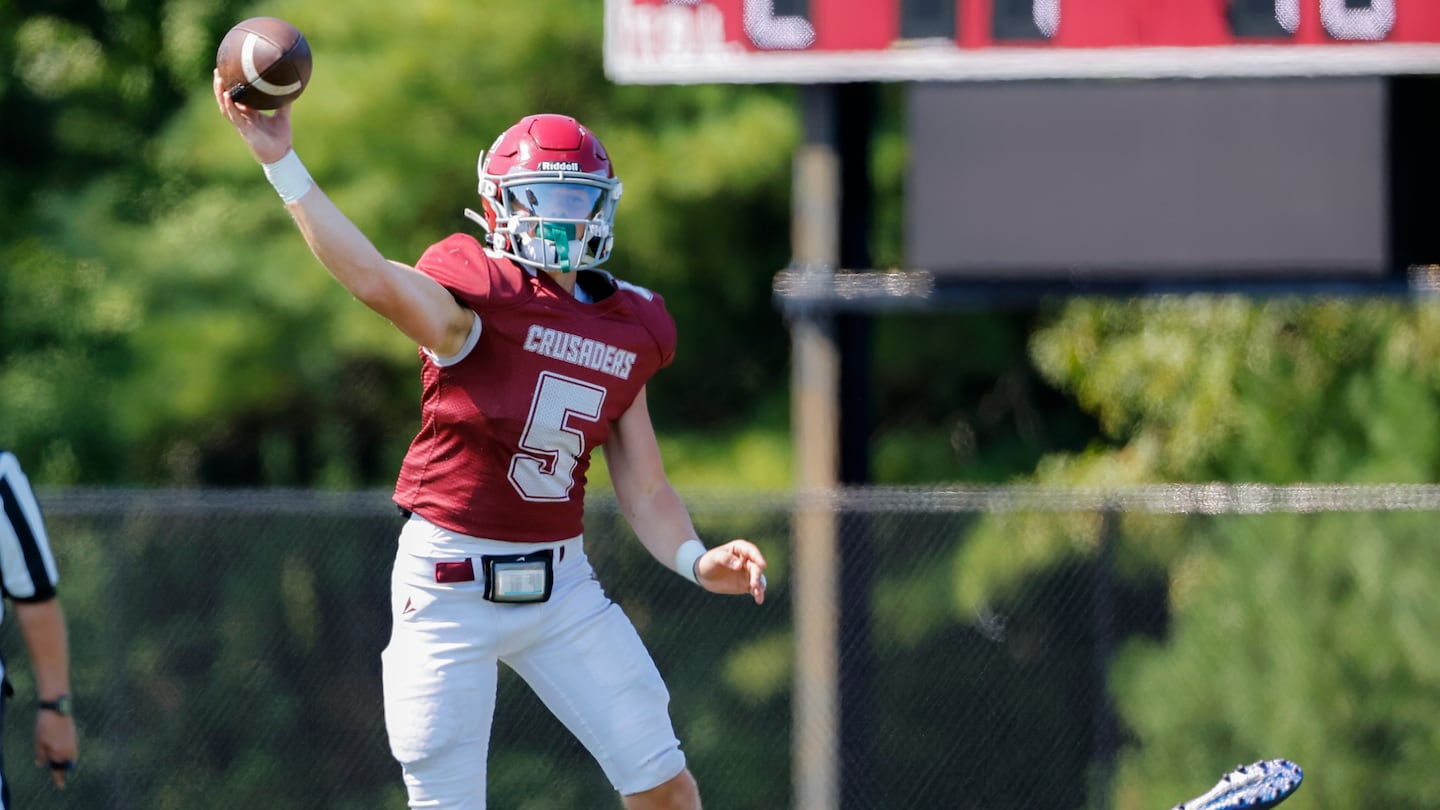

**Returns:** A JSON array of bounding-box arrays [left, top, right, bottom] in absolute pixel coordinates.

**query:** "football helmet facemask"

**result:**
[[464, 113, 622, 273]]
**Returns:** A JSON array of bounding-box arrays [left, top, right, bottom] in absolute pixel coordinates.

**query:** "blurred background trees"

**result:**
[[2, 0, 798, 485], [957, 300, 1440, 808], [1, 0, 1091, 490], [8, 1, 1440, 808]]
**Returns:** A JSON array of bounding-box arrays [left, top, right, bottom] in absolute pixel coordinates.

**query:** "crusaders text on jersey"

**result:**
[[392, 233, 676, 542]]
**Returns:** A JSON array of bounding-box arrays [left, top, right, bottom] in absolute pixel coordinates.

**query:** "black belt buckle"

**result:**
[[481, 549, 554, 603]]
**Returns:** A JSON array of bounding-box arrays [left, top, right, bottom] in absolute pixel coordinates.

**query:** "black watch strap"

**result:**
[[38, 695, 72, 717]]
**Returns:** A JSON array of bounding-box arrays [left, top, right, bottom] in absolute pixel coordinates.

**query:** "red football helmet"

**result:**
[[463, 113, 622, 273]]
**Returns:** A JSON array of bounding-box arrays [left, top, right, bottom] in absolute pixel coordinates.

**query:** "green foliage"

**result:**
[[3, 0, 798, 486], [952, 295, 1440, 807], [959, 298, 1440, 612], [0, 0, 249, 481], [1027, 297, 1440, 482], [869, 306, 1099, 483], [625, 426, 792, 491], [1113, 511, 1440, 810]]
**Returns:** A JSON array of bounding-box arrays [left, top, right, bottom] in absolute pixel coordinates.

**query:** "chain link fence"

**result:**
[[5, 485, 1438, 809]]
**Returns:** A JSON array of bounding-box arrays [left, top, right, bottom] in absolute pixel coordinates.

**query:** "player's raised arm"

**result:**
[[211, 71, 473, 357]]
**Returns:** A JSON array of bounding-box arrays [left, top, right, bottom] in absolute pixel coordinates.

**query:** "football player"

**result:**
[[214, 74, 767, 810]]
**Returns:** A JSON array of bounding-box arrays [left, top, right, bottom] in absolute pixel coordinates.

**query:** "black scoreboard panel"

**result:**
[[906, 76, 1440, 283]]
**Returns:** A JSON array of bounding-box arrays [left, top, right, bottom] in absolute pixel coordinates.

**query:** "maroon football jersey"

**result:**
[[393, 233, 676, 542]]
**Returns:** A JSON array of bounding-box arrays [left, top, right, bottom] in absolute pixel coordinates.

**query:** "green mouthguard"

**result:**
[[541, 223, 578, 271]]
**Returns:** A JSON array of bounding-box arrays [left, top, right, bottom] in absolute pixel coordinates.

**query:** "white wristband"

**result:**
[[674, 539, 706, 585], [262, 150, 313, 204]]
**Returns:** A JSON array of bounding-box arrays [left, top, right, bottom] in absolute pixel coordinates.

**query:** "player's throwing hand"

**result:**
[[212, 69, 293, 166]]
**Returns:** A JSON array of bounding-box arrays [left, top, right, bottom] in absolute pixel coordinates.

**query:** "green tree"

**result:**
[[954, 297, 1440, 808], [1, 0, 254, 482], [3, 0, 797, 486]]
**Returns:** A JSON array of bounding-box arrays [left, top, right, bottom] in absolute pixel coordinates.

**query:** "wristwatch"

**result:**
[[38, 695, 72, 717]]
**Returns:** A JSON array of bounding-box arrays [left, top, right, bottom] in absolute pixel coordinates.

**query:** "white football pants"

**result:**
[[381, 515, 686, 809]]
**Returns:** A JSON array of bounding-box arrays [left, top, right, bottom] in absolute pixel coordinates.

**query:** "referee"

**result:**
[[0, 451, 77, 802]]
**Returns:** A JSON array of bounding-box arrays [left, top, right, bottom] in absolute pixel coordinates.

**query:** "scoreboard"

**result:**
[[605, 0, 1440, 84], [605, 0, 1440, 285], [905, 76, 1435, 281]]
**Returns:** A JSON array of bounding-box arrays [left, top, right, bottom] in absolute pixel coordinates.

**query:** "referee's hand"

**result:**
[[35, 711, 77, 789]]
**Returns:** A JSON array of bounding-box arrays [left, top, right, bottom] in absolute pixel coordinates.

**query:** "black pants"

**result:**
[[0, 677, 13, 810]]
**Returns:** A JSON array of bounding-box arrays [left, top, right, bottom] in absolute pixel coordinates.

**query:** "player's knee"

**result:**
[[621, 767, 700, 810]]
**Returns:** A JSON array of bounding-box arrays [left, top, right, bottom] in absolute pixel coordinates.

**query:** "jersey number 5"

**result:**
[[509, 371, 607, 502]]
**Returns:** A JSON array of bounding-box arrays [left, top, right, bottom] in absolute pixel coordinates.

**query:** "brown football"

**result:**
[[216, 17, 312, 111]]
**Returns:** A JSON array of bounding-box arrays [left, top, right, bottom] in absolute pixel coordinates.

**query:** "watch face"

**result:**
[[42, 696, 72, 716]]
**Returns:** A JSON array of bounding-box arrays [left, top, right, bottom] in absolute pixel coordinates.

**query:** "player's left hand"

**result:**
[[695, 540, 768, 604]]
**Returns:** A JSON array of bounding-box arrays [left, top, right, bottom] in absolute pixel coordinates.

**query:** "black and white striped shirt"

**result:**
[[0, 451, 61, 613]]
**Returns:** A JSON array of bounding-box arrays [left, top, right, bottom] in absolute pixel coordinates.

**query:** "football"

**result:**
[[216, 17, 312, 110]]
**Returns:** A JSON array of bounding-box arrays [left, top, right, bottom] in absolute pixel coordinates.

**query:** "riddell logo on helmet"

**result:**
[[539, 161, 581, 171]]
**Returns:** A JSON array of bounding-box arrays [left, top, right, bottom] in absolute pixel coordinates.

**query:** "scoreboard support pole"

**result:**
[[836, 82, 878, 810], [791, 81, 881, 810], [791, 83, 842, 810]]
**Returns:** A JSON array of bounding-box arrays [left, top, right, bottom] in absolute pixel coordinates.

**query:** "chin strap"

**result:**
[[463, 207, 488, 232], [463, 208, 509, 254]]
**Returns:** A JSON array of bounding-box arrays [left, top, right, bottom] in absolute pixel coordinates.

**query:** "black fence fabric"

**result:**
[[5, 486, 1437, 809]]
